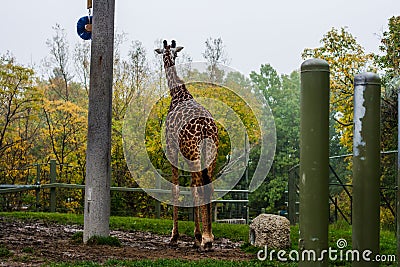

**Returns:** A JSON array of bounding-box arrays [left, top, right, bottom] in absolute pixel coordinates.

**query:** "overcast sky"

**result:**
[[0, 0, 398, 76]]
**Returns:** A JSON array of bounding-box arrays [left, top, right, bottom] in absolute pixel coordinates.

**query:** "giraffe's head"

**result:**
[[155, 40, 184, 67]]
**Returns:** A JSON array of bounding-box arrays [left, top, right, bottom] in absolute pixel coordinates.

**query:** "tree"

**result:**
[[374, 16, 400, 227], [0, 54, 42, 174], [42, 98, 87, 169], [46, 24, 72, 101], [202, 37, 229, 83], [376, 16, 400, 152], [302, 27, 374, 152], [250, 64, 300, 212], [73, 41, 91, 94], [112, 39, 150, 187]]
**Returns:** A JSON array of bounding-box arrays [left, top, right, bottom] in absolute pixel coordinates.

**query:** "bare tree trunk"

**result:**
[[83, 0, 115, 243]]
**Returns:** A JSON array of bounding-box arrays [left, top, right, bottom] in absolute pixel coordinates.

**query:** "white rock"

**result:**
[[249, 214, 290, 249]]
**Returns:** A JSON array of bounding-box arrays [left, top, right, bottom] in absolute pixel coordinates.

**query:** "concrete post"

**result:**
[[299, 59, 330, 267], [352, 73, 381, 267], [83, 0, 115, 243]]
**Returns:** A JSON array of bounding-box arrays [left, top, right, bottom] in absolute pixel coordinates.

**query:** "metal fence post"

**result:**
[[35, 164, 41, 211], [299, 59, 330, 267], [288, 169, 296, 225], [398, 81, 400, 267], [352, 73, 381, 267], [155, 175, 161, 219], [50, 159, 57, 212]]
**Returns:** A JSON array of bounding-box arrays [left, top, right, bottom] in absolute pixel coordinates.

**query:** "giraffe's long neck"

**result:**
[[164, 58, 193, 106]]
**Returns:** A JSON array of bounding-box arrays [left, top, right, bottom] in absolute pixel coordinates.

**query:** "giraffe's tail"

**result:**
[[202, 168, 211, 185]]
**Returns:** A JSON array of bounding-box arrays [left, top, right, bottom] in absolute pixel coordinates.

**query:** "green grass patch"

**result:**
[[49, 259, 276, 267], [71, 231, 84, 243], [21, 247, 34, 254], [0, 212, 249, 242], [1, 213, 397, 266], [0, 211, 83, 225], [0, 244, 11, 258]]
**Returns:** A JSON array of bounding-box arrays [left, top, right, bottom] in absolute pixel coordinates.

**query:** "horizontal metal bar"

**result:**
[[0, 185, 39, 193], [0, 184, 38, 189], [0, 183, 250, 196], [41, 183, 85, 190], [212, 199, 248, 203]]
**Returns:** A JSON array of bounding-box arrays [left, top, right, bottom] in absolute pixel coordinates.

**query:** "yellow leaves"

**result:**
[[302, 27, 374, 152], [42, 98, 88, 164]]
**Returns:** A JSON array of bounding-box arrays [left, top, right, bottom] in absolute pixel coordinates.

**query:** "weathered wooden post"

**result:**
[[352, 73, 381, 267], [299, 59, 330, 267], [83, 0, 115, 243]]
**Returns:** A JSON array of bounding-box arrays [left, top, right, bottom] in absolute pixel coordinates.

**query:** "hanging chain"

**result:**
[[87, 0, 92, 20]]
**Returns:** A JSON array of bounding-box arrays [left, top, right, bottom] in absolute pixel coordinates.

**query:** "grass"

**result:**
[[0, 212, 249, 243], [71, 231, 121, 246], [0, 212, 397, 266], [21, 247, 35, 253], [0, 244, 11, 258], [49, 259, 272, 267]]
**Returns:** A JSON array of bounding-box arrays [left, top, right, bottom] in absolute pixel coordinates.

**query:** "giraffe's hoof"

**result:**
[[193, 233, 202, 248], [193, 240, 201, 249], [169, 240, 178, 247], [169, 234, 179, 247], [201, 241, 213, 252], [201, 236, 214, 252]]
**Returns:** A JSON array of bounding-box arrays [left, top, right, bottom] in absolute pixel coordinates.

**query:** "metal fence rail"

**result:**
[[287, 151, 398, 226], [0, 159, 249, 222]]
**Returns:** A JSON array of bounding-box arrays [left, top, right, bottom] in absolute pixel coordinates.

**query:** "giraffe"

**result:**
[[155, 40, 218, 251]]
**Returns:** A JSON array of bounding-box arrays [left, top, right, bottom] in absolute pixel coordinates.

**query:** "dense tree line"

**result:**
[[1, 17, 399, 224]]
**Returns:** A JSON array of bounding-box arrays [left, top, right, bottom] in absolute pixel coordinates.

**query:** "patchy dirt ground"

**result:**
[[0, 217, 255, 266]]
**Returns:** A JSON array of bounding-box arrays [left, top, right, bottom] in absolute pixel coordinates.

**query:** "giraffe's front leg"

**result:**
[[170, 165, 180, 246]]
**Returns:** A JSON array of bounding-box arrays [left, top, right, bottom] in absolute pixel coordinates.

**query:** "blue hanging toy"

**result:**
[[77, 0, 92, 40]]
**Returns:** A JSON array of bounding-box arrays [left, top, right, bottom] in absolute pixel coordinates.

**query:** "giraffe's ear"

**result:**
[[154, 48, 163, 54], [175, 46, 184, 53]]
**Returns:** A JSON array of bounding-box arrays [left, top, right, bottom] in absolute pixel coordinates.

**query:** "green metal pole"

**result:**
[[50, 159, 57, 212], [299, 59, 330, 267], [352, 73, 381, 267]]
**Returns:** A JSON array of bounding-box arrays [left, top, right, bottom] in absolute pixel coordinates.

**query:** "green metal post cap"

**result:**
[[301, 58, 330, 72], [354, 72, 381, 86]]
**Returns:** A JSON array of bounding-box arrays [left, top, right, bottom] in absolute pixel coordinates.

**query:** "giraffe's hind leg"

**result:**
[[198, 168, 214, 251], [191, 184, 202, 248], [170, 165, 180, 246], [201, 161, 215, 251]]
